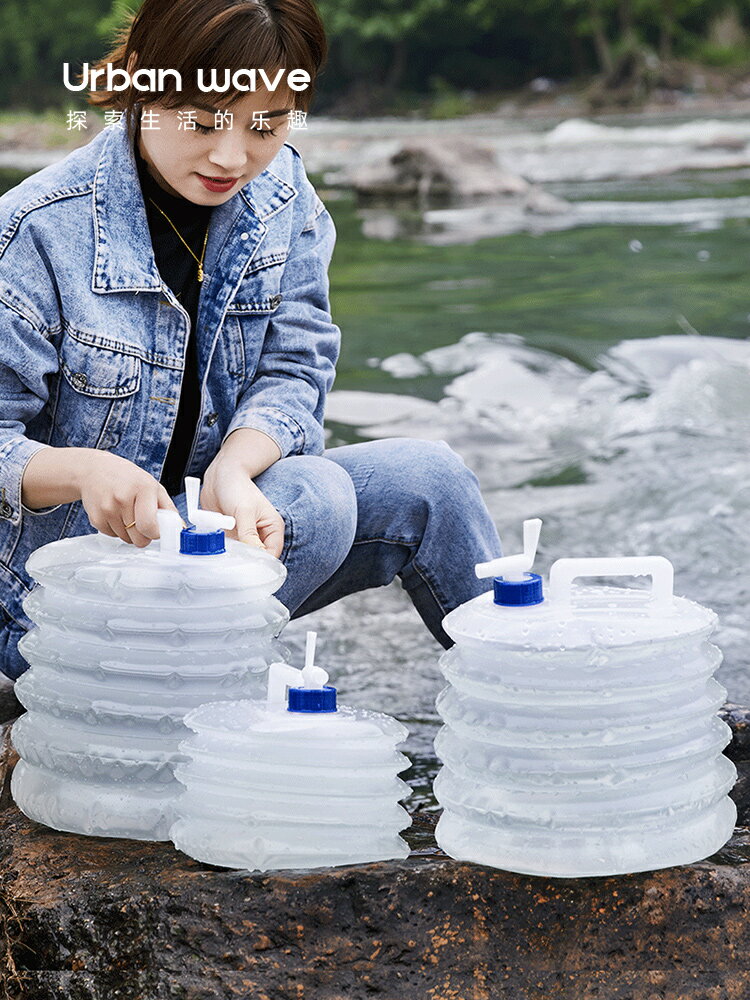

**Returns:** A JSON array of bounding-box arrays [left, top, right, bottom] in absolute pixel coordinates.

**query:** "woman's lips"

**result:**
[[197, 173, 240, 192]]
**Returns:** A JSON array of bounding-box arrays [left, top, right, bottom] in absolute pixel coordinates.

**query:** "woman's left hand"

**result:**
[[200, 454, 285, 557]]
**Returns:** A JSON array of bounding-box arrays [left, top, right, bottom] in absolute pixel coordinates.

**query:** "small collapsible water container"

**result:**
[[11, 479, 288, 841], [170, 632, 412, 871], [433, 519, 737, 878]]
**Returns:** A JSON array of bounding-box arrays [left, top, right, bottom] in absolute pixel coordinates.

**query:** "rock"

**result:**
[[696, 134, 748, 151], [721, 703, 750, 825], [586, 46, 660, 111], [3, 799, 750, 1000], [325, 390, 440, 427], [0, 150, 65, 171], [3, 699, 750, 998], [529, 77, 557, 94], [0, 673, 21, 715], [523, 186, 570, 215], [721, 703, 750, 756], [346, 139, 530, 200]]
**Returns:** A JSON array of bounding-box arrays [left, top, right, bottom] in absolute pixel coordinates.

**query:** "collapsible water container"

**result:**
[[433, 519, 737, 877], [170, 632, 412, 870], [11, 479, 288, 841]]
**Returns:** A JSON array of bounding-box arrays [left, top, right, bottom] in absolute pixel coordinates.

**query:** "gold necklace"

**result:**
[[148, 197, 210, 282]]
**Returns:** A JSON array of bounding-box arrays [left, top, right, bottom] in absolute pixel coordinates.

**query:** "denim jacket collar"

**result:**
[[92, 114, 298, 295]]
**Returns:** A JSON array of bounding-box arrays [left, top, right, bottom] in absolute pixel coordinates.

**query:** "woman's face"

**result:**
[[137, 86, 293, 204]]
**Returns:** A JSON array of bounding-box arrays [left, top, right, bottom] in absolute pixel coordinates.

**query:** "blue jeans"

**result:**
[[256, 438, 502, 648], [0, 438, 501, 677]]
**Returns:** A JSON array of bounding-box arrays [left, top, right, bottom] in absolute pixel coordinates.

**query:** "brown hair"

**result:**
[[86, 0, 326, 134]]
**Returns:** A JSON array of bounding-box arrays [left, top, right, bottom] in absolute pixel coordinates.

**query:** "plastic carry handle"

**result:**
[[548, 556, 674, 611]]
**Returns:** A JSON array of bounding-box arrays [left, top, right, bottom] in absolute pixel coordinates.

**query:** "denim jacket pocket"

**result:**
[[51, 332, 142, 449], [227, 256, 286, 316], [226, 291, 284, 316], [243, 251, 288, 277], [223, 281, 283, 387]]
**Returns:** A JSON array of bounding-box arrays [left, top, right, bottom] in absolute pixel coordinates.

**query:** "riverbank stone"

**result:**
[[1, 702, 749, 999], [343, 138, 532, 200]]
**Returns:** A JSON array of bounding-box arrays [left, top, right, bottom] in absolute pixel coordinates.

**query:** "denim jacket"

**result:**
[[0, 115, 340, 672]]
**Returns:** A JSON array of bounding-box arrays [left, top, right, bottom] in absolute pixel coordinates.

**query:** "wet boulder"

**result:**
[[2, 698, 750, 998], [345, 138, 530, 200], [335, 138, 570, 242], [4, 789, 750, 1000]]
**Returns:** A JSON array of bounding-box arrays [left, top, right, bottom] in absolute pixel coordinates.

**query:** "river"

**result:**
[[3, 111, 749, 809]]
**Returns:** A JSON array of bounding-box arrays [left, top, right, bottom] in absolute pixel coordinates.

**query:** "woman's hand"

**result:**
[[21, 447, 180, 547], [77, 451, 179, 546], [201, 449, 285, 557]]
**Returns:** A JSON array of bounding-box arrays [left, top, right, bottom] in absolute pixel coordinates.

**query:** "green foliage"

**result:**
[[317, 0, 449, 43], [427, 77, 474, 119], [689, 40, 750, 66], [97, 0, 139, 44], [1, 0, 750, 111], [0, 0, 113, 107]]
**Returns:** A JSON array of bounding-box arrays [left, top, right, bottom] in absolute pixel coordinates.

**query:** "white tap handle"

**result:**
[[199, 510, 236, 531], [548, 556, 674, 611], [476, 517, 543, 582], [157, 510, 183, 554], [266, 662, 304, 705], [184, 476, 236, 533], [301, 664, 329, 689], [523, 518, 542, 565], [300, 630, 329, 689], [304, 631, 316, 672], [185, 477, 200, 527]]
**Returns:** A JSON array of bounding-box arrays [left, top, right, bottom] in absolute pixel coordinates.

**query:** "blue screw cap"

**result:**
[[287, 685, 338, 713], [493, 572, 544, 607], [179, 526, 226, 556]]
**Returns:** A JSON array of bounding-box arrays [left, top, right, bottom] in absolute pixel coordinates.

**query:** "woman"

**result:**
[[0, 0, 501, 681]]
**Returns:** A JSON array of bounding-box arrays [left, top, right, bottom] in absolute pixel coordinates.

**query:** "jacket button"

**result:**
[[240, 232, 249, 241], [206, 412, 219, 427], [71, 372, 88, 390], [0, 501, 13, 519], [269, 294, 282, 309]]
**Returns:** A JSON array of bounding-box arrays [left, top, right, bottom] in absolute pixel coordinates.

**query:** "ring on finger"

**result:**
[[124, 520, 137, 530]]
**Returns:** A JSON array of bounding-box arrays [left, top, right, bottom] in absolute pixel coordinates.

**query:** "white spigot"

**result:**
[[475, 518, 543, 581], [156, 509, 183, 553], [300, 631, 329, 689], [266, 630, 330, 705], [185, 476, 236, 533], [266, 662, 306, 705]]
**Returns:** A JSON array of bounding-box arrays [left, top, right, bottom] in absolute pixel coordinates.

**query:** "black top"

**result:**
[[134, 140, 214, 497]]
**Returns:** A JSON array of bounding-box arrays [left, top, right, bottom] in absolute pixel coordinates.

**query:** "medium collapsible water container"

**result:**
[[170, 632, 412, 870], [11, 479, 288, 841], [433, 519, 737, 877]]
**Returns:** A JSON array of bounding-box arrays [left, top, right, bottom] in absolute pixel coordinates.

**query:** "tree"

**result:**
[[316, 0, 450, 93], [0, 0, 112, 107]]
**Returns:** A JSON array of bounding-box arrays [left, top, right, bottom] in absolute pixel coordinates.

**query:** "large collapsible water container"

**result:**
[[433, 519, 737, 877], [170, 632, 412, 870], [11, 480, 288, 841]]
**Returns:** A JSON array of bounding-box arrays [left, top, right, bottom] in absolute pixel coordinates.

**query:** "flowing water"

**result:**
[[291, 114, 750, 809], [4, 114, 750, 809]]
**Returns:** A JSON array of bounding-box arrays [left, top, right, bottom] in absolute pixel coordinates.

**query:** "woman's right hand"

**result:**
[[77, 450, 180, 546], [21, 446, 180, 547]]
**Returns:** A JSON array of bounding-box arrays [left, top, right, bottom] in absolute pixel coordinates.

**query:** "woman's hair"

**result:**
[[86, 0, 327, 133]]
